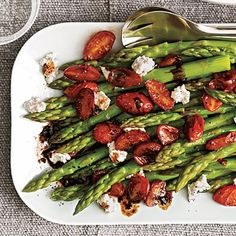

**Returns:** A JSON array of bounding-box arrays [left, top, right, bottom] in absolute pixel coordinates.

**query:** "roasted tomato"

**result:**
[[83, 31, 115, 60], [115, 130, 150, 151], [185, 114, 205, 142], [127, 175, 150, 203], [109, 182, 125, 198], [206, 132, 236, 151], [145, 80, 174, 111], [213, 185, 236, 206], [91, 169, 108, 184], [75, 88, 95, 120], [108, 68, 143, 88], [116, 92, 153, 115], [156, 125, 179, 145], [93, 122, 122, 144], [64, 65, 101, 82], [64, 82, 98, 100], [158, 191, 173, 210], [133, 142, 162, 166], [202, 93, 223, 112], [158, 54, 182, 68], [119, 195, 140, 217]]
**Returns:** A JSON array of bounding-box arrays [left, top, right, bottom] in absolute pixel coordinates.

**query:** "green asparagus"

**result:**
[[208, 174, 236, 192], [45, 96, 71, 110], [49, 77, 75, 90]]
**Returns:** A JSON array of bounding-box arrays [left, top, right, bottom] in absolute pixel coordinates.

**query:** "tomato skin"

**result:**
[[185, 114, 205, 142], [75, 88, 95, 120], [115, 130, 150, 151], [145, 80, 174, 111], [156, 125, 179, 145], [158, 54, 182, 68], [133, 142, 162, 166], [64, 82, 98, 100], [213, 185, 236, 206], [206, 132, 236, 151], [202, 93, 223, 112], [64, 65, 101, 82], [109, 182, 125, 198], [93, 122, 122, 144], [92, 169, 107, 184], [116, 92, 153, 115], [108, 68, 143, 88], [83, 31, 115, 60], [127, 175, 150, 203]]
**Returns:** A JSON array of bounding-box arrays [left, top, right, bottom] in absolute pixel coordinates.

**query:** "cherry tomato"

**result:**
[[83, 31, 115, 60], [133, 142, 162, 166], [185, 114, 205, 142], [115, 130, 150, 151], [116, 92, 153, 115], [109, 182, 125, 198], [93, 122, 122, 144], [127, 175, 150, 203], [75, 88, 95, 120], [91, 169, 107, 184], [64, 82, 98, 100], [145, 80, 174, 111], [158, 191, 173, 210], [206, 132, 236, 151], [202, 93, 223, 112], [156, 125, 180, 145], [158, 54, 182, 68], [213, 185, 236, 206], [64, 65, 101, 82], [108, 68, 143, 88]]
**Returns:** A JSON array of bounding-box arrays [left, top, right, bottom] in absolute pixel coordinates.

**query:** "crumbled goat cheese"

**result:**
[[131, 55, 155, 76], [50, 153, 71, 164], [234, 117, 236, 124], [188, 174, 210, 202], [126, 174, 134, 179], [171, 84, 190, 105], [107, 141, 127, 163], [123, 127, 146, 133], [94, 91, 111, 110], [97, 193, 119, 214], [24, 97, 46, 113], [138, 169, 145, 176], [234, 178, 236, 185], [100, 66, 110, 80]]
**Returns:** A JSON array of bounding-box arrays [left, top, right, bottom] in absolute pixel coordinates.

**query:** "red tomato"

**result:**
[[108, 68, 143, 88], [116, 92, 153, 115], [92, 169, 107, 184], [75, 88, 95, 120], [145, 80, 174, 111], [158, 54, 182, 68], [83, 31, 115, 60], [185, 114, 205, 142], [127, 175, 150, 203], [64, 82, 98, 100], [109, 182, 125, 198], [213, 185, 236, 206], [206, 132, 236, 151], [202, 93, 223, 112], [133, 142, 162, 166], [64, 65, 101, 82], [93, 122, 122, 144], [115, 130, 150, 151], [156, 125, 180, 145]]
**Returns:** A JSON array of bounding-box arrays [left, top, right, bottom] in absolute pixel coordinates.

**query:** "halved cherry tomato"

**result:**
[[91, 169, 107, 184], [83, 31, 116, 60], [127, 175, 150, 203], [109, 182, 125, 198], [156, 125, 179, 145], [213, 185, 236, 206], [108, 68, 143, 88], [202, 93, 223, 112], [133, 142, 162, 166], [158, 54, 182, 68], [158, 191, 173, 210], [115, 130, 150, 151], [64, 65, 101, 82], [206, 132, 236, 151], [75, 88, 95, 120], [185, 114, 205, 142], [145, 80, 174, 111], [116, 92, 153, 115], [64, 82, 98, 100], [93, 122, 122, 144]]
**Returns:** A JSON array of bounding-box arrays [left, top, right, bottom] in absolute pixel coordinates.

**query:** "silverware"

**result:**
[[122, 7, 236, 47]]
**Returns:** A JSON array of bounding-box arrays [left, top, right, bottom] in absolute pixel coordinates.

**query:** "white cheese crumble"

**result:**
[[100, 66, 110, 80], [187, 174, 210, 202], [126, 174, 134, 179], [234, 117, 236, 124], [97, 193, 119, 214], [138, 169, 145, 177], [171, 84, 190, 105], [233, 178, 236, 185], [94, 91, 111, 110], [23, 97, 46, 113], [50, 153, 71, 164], [131, 55, 155, 76], [107, 141, 127, 163], [123, 127, 146, 133]]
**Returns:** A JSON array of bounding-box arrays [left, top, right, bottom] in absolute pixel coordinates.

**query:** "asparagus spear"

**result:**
[[59, 59, 100, 71], [208, 174, 236, 192], [49, 77, 75, 90], [45, 96, 71, 110]]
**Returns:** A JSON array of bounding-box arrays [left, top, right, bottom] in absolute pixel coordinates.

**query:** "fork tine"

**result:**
[[124, 37, 154, 48]]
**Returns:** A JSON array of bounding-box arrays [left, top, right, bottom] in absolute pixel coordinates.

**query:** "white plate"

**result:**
[[11, 22, 236, 225]]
